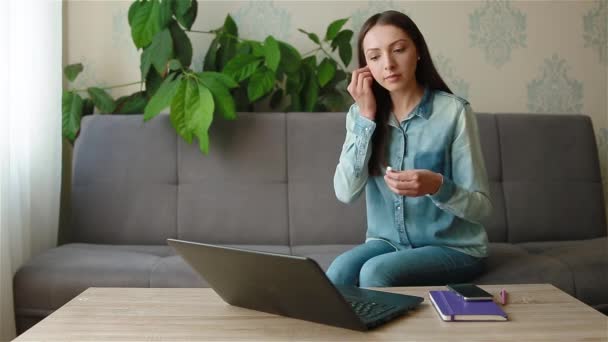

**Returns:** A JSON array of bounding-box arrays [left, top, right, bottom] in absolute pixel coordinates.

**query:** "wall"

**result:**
[[64, 0, 608, 209]]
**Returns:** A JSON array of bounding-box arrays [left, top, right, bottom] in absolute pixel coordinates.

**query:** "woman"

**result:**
[[327, 10, 492, 287]]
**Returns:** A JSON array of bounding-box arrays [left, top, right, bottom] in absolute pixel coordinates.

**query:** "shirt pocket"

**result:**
[[414, 149, 446, 174]]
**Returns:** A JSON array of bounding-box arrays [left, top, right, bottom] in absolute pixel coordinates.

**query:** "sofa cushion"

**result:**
[[177, 113, 289, 245], [496, 114, 606, 242], [475, 243, 575, 296], [517, 237, 608, 307], [286, 113, 367, 245], [72, 115, 178, 244], [13, 244, 170, 314]]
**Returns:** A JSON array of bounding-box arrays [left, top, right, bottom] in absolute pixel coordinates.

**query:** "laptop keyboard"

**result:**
[[346, 299, 395, 319]]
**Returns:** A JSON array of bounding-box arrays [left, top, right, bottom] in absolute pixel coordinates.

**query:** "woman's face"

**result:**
[[362, 24, 419, 93]]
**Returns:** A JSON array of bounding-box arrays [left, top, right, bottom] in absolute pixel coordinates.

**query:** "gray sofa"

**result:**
[[14, 112, 607, 333]]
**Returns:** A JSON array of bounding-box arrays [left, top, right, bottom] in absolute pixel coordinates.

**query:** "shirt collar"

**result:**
[[416, 86, 433, 120], [388, 86, 434, 127]]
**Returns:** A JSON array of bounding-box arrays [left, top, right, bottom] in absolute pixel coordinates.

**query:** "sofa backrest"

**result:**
[[487, 113, 606, 242], [71, 112, 606, 245]]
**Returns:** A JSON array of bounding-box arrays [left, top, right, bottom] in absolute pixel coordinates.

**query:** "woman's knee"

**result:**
[[326, 254, 358, 285], [359, 259, 395, 287]]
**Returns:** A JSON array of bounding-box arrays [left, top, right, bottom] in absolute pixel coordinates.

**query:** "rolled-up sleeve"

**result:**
[[428, 103, 492, 223], [334, 104, 376, 203]]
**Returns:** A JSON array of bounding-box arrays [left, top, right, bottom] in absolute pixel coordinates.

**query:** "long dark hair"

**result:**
[[357, 10, 452, 176]]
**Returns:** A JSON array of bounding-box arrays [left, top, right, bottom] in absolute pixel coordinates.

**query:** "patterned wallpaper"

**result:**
[[65, 0, 607, 207]]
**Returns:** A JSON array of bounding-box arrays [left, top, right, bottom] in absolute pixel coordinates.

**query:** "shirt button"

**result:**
[[397, 206, 401, 210]]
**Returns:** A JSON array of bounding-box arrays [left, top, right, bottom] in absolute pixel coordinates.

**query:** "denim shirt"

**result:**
[[334, 88, 491, 258]]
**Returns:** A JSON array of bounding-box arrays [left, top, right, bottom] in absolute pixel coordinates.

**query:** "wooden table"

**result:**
[[14, 284, 607, 341]]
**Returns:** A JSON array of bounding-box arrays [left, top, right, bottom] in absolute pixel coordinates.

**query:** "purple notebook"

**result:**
[[429, 290, 508, 321]]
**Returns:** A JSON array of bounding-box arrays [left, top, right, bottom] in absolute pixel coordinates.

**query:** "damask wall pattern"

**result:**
[[65, 0, 607, 207], [469, 0, 527, 68], [527, 54, 584, 114]]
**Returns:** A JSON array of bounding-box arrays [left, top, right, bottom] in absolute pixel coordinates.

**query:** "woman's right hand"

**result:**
[[347, 66, 376, 120]]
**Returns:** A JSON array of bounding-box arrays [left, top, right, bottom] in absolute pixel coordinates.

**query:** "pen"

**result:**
[[500, 288, 508, 305]]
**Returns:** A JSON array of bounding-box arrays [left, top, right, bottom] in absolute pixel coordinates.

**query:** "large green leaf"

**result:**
[[277, 41, 301, 74], [183, 77, 199, 126], [244, 41, 264, 57], [62, 91, 83, 142], [130, 0, 161, 49], [203, 37, 219, 71], [190, 84, 215, 154], [338, 39, 352, 67], [128, 1, 145, 26], [298, 28, 320, 44], [198, 71, 237, 88], [145, 68, 163, 97], [114, 91, 148, 114], [303, 66, 319, 112], [285, 71, 302, 94], [169, 20, 192, 68], [324, 18, 348, 41], [330, 29, 353, 52], [140, 28, 174, 76], [175, 0, 197, 30], [217, 15, 238, 68], [82, 98, 95, 116], [323, 69, 347, 90], [63, 63, 83, 82], [302, 55, 317, 69], [234, 42, 249, 56], [198, 72, 236, 120], [263, 36, 280, 72], [144, 73, 181, 121], [317, 58, 336, 87], [170, 78, 193, 143], [222, 55, 263, 82], [247, 67, 275, 102], [288, 88, 302, 112], [168, 59, 182, 71], [329, 29, 354, 67], [223, 14, 238, 36], [217, 39, 237, 71], [87, 87, 116, 113], [158, 0, 173, 28], [173, 0, 192, 17]]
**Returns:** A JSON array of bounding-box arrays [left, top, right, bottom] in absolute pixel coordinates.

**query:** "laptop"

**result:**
[[167, 238, 423, 331]]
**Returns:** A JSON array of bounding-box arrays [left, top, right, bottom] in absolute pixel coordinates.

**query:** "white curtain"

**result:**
[[0, 0, 62, 339]]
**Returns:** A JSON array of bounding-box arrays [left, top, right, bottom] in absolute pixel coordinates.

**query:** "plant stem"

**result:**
[[319, 45, 347, 70], [302, 47, 321, 57], [72, 81, 143, 93], [301, 42, 347, 70], [188, 29, 242, 43], [188, 29, 215, 34]]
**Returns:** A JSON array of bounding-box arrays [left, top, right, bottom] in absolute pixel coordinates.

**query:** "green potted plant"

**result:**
[[62, 0, 354, 153]]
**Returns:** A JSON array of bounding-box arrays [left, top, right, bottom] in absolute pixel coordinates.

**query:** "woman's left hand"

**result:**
[[384, 168, 443, 197]]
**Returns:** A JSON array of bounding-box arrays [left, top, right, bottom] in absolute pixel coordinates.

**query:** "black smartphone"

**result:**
[[446, 283, 493, 301]]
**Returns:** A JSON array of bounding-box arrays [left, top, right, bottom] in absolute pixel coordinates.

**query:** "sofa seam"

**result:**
[[495, 114, 510, 243], [285, 113, 292, 254], [539, 253, 578, 297], [148, 255, 165, 288]]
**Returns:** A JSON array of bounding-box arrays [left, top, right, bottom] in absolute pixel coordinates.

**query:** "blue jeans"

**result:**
[[326, 240, 486, 287]]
